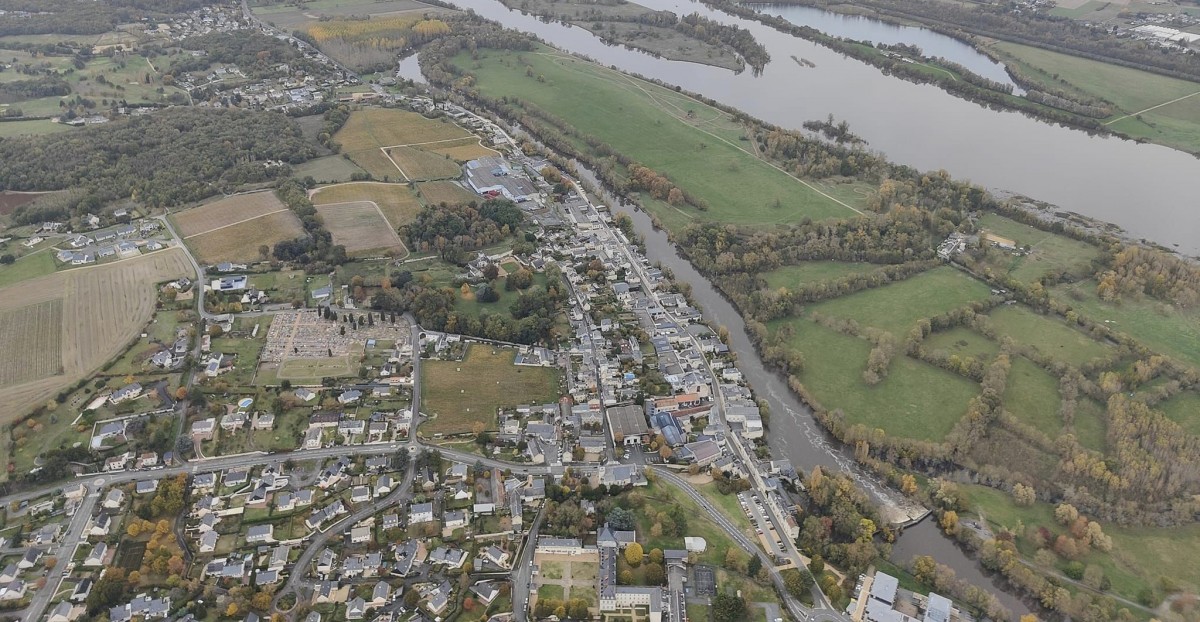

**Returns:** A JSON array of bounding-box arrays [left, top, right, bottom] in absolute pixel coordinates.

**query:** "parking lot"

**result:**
[[739, 491, 785, 560]]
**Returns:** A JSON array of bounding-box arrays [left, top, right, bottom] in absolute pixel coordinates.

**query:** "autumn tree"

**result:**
[[624, 542, 644, 567]]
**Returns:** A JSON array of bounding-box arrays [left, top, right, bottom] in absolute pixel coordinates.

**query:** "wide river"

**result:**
[[447, 0, 1200, 255]]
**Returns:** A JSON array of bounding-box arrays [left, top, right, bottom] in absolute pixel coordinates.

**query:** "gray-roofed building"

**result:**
[[606, 404, 648, 446]]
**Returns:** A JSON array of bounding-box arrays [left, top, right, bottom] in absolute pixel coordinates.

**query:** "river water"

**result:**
[[448, 0, 1200, 254], [745, 3, 1023, 92]]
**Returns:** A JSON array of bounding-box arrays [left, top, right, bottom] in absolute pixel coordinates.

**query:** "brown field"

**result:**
[[421, 345, 562, 435], [335, 108, 477, 180], [386, 146, 462, 181], [425, 136, 499, 162], [186, 211, 305, 264], [314, 201, 406, 256], [0, 248, 193, 421], [0, 191, 44, 215], [311, 182, 422, 229], [418, 181, 480, 206], [173, 191, 289, 238], [0, 300, 63, 387]]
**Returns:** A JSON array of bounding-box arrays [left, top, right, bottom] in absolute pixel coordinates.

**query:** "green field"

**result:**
[[421, 345, 561, 435], [0, 249, 57, 287], [761, 261, 883, 290], [1002, 356, 1061, 438], [775, 319, 979, 440], [975, 213, 1100, 282], [923, 327, 999, 361], [987, 304, 1113, 367], [962, 483, 1200, 603], [1052, 280, 1200, 369], [990, 41, 1200, 154], [292, 154, 368, 183], [1072, 397, 1106, 452], [1156, 391, 1200, 437], [804, 266, 992, 337], [0, 120, 75, 138], [455, 47, 864, 231]]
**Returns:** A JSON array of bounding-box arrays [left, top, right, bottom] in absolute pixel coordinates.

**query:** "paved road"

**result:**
[[20, 483, 99, 621], [273, 451, 416, 611], [511, 506, 546, 622]]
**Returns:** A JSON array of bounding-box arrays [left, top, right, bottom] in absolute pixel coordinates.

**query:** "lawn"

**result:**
[[989, 41, 1200, 154], [922, 327, 999, 362], [773, 319, 980, 441], [537, 584, 565, 601], [804, 266, 992, 337], [975, 213, 1100, 282], [1156, 390, 1200, 437], [987, 304, 1113, 367], [420, 345, 561, 435], [1001, 356, 1062, 439], [1052, 280, 1200, 370], [634, 481, 740, 568], [418, 181, 480, 206], [696, 482, 754, 536], [454, 47, 862, 230], [311, 182, 423, 229], [761, 261, 884, 290]]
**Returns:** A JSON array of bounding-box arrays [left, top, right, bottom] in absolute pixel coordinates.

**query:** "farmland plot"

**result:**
[[0, 300, 63, 387], [173, 191, 288, 238], [314, 201, 406, 256]]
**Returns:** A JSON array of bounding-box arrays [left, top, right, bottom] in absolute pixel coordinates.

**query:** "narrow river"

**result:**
[[447, 0, 1200, 254], [565, 164, 1033, 618], [745, 3, 1023, 92]]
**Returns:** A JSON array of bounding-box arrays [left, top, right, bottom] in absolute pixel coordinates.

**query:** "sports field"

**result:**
[[0, 300, 63, 387], [453, 46, 864, 231], [334, 108, 490, 181], [312, 182, 423, 229], [314, 201, 406, 256], [0, 248, 192, 420], [421, 345, 561, 435], [803, 266, 992, 337], [417, 181, 479, 206]]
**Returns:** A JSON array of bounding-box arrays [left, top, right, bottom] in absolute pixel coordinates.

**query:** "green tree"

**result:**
[[713, 592, 746, 622]]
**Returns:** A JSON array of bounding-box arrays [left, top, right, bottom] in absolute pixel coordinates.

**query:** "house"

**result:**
[[409, 502, 435, 524], [303, 427, 323, 449], [193, 472, 217, 492], [91, 420, 127, 449], [482, 545, 510, 569], [338, 390, 362, 405], [444, 510, 468, 530], [136, 480, 159, 495], [191, 418, 216, 441], [346, 596, 368, 620], [103, 488, 125, 510], [428, 547, 467, 568], [71, 578, 93, 602], [110, 383, 143, 404], [295, 387, 317, 402], [382, 513, 399, 530], [254, 413, 275, 430], [350, 525, 372, 544], [470, 581, 502, 606], [270, 545, 291, 570], [199, 530, 219, 553], [48, 602, 81, 622], [211, 275, 248, 291], [246, 525, 274, 544], [351, 486, 371, 504], [221, 412, 247, 431], [255, 569, 280, 586], [84, 542, 108, 566], [224, 468, 249, 488], [89, 513, 113, 537], [375, 475, 395, 497], [0, 580, 25, 601]]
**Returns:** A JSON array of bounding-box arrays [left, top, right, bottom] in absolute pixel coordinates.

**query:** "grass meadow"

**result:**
[[804, 266, 992, 336], [421, 345, 560, 435]]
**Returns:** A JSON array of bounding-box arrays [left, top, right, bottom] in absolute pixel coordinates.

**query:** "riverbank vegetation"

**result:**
[[425, 29, 1200, 617], [499, 0, 769, 72]]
